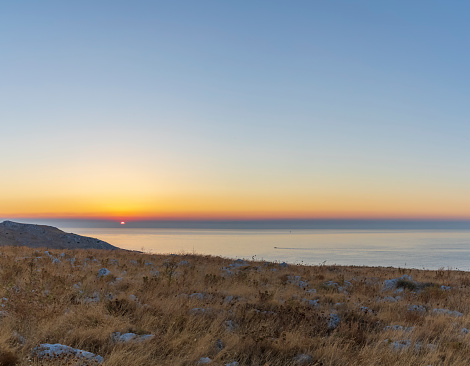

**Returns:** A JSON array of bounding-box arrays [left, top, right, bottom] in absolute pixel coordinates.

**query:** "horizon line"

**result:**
[[3, 217, 470, 230], [4, 215, 470, 222]]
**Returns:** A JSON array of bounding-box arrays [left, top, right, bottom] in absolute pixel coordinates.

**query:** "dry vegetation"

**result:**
[[0, 246, 469, 365]]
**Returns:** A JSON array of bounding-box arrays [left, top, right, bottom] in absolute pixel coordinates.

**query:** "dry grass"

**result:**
[[0, 246, 469, 365]]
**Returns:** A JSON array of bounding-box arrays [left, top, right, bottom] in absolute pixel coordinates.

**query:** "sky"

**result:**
[[1, 1, 470, 224]]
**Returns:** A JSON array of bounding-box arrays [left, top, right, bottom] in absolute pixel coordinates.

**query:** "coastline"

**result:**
[[60, 227, 470, 271]]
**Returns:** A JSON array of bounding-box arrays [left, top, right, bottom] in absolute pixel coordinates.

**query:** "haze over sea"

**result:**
[[60, 225, 470, 271]]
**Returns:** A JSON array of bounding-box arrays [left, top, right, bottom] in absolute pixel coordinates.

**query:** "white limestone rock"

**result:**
[[198, 357, 212, 364], [328, 313, 341, 330], [432, 308, 463, 317], [112, 332, 155, 343], [189, 293, 204, 300], [382, 274, 414, 291], [98, 268, 111, 278], [293, 353, 313, 365], [408, 304, 426, 313], [32, 343, 104, 363], [384, 325, 414, 332]]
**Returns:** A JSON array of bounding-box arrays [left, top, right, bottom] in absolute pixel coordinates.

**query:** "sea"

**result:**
[[62, 228, 470, 271]]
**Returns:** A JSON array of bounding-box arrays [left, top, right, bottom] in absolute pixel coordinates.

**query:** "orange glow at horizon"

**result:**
[[3, 190, 470, 221], [3, 2, 470, 231], [3, 160, 470, 221]]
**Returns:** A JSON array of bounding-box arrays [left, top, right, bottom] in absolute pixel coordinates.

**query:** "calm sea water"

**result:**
[[63, 228, 470, 270]]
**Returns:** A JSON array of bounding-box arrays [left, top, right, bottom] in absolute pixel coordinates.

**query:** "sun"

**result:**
[[120, 221, 125, 225]]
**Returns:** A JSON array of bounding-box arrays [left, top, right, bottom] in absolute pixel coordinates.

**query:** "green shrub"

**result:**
[[396, 279, 417, 291]]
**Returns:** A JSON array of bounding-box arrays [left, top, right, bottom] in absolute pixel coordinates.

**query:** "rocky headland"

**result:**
[[0, 220, 117, 250]]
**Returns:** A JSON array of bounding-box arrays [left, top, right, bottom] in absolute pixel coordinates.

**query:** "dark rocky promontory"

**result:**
[[0, 220, 118, 250]]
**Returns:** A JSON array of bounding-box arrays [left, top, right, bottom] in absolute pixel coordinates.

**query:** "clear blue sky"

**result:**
[[1, 1, 470, 220]]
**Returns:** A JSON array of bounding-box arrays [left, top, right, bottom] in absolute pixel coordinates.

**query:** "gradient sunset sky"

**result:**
[[2, 1, 470, 222]]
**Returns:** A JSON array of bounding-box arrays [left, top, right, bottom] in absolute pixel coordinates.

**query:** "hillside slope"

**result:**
[[0, 220, 118, 250]]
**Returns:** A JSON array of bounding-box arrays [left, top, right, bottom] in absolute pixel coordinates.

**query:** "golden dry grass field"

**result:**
[[0, 246, 469, 365]]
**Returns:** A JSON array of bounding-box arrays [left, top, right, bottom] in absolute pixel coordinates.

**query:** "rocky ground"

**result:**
[[0, 245, 469, 365]]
